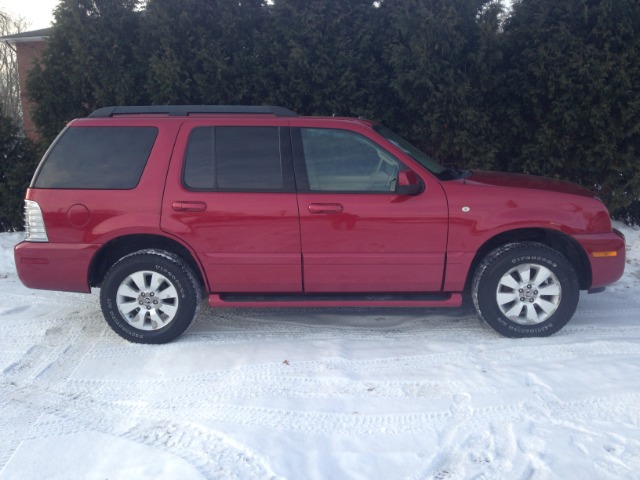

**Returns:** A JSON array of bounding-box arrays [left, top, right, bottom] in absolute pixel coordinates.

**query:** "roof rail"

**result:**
[[89, 105, 298, 118]]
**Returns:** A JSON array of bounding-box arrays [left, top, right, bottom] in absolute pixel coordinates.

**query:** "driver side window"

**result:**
[[300, 128, 402, 192]]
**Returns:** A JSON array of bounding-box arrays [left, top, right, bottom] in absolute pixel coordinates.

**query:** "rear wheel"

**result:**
[[472, 242, 579, 338], [100, 250, 201, 344]]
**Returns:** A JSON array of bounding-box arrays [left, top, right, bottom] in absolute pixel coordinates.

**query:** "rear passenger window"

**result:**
[[183, 126, 285, 191], [34, 126, 157, 189]]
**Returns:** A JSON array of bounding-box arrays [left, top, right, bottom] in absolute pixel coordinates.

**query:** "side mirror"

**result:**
[[395, 170, 424, 196]]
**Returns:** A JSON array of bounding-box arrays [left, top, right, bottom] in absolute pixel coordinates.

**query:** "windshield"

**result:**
[[373, 125, 448, 176]]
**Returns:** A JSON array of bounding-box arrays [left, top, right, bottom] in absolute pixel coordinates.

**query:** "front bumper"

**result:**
[[574, 229, 626, 289]]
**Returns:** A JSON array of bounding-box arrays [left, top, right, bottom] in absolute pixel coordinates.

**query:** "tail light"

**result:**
[[24, 200, 48, 242]]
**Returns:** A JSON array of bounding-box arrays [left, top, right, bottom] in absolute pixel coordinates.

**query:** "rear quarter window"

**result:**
[[33, 126, 158, 189]]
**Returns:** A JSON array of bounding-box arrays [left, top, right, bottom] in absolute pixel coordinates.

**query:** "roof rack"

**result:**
[[89, 105, 298, 118]]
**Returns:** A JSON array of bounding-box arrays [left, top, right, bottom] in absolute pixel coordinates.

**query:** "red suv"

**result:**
[[15, 106, 626, 343]]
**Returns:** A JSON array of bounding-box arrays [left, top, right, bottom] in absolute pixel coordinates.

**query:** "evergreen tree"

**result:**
[[28, 0, 145, 144], [0, 112, 37, 231], [21, 0, 639, 218], [263, 0, 385, 119], [498, 0, 640, 211], [143, 0, 267, 105], [381, 0, 503, 166]]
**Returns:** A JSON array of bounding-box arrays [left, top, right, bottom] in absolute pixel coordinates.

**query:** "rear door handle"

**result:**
[[172, 201, 207, 212], [308, 203, 344, 214]]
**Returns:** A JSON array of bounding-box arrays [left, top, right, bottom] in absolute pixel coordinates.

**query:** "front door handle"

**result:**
[[308, 203, 344, 214], [172, 201, 207, 212]]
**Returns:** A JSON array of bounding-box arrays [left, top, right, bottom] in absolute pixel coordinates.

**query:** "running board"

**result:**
[[209, 293, 463, 309]]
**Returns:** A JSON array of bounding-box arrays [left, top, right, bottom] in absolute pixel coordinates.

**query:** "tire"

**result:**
[[471, 242, 579, 338], [100, 249, 201, 344]]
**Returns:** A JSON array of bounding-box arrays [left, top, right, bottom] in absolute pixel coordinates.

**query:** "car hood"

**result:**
[[463, 170, 595, 198]]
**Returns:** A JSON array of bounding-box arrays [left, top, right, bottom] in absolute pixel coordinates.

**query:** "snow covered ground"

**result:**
[[0, 222, 639, 479]]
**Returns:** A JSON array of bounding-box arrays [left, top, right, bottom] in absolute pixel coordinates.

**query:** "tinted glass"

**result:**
[[183, 127, 215, 189], [300, 128, 401, 192], [183, 126, 283, 191], [216, 127, 283, 190], [35, 126, 157, 189]]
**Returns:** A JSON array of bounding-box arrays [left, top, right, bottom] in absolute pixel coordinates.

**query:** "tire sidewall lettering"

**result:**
[[503, 319, 555, 335], [106, 297, 144, 339], [100, 251, 200, 344], [472, 242, 579, 338], [155, 264, 186, 299], [510, 255, 557, 269]]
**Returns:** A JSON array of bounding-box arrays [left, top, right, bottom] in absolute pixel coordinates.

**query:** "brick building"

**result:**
[[0, 27, 52, 142]]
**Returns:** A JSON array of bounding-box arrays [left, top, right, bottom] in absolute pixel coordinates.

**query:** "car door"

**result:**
[[292, 125, 448, 293], [161, 120, 302, 293]]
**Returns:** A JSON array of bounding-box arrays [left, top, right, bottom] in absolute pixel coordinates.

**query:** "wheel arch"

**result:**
[[464, 228, 592, 292], [89, 234, 206, 289]]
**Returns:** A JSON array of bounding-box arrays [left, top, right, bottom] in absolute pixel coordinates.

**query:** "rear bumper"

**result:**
[[574, 229, 626, 289], [14, 241, 100, 293]]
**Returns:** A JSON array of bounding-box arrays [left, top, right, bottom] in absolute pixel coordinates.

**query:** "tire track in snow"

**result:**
[[65, 374, 470, 403], [21, 386, 639, 437], [84, 327, 491, 360], [407, 394, 640, 480], [2, 345, 639, 477], [0, 383, 282, 480], [63, 339, 640, 415], [0, 313, 106, 473], [2, 281, 640, 477], [121, 422, 283, 480], [14, 339, 637, 436], [0, 303, 284, 477], [1, 292, 99, 310], [574, 307, 640, 318], [83, 338, 640, 376]]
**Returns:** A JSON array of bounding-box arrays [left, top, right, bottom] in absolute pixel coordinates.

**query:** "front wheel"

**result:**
[[472, 242, 580, 338], [100, 250, 201, 344]]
